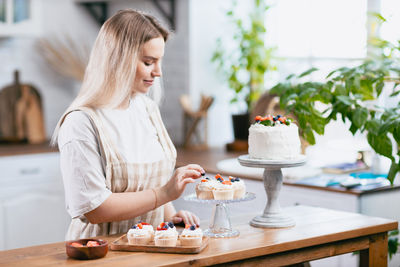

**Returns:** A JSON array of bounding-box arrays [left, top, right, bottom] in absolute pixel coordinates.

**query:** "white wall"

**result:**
[[0, 0, 189, 144], [0, 0, 99, 139], [189, 0, 235, 147]]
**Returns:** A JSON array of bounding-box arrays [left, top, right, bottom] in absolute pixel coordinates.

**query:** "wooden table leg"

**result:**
[[359, 233, 388, 267]]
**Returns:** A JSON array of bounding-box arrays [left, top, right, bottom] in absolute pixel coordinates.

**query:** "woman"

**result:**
[[52, 9, 204, 240]]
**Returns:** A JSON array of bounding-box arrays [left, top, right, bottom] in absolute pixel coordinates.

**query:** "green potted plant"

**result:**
[[211, 0, 276, 141]]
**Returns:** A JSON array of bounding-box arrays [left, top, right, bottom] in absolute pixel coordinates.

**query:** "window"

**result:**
[[13, 0, 30, 23], [267, 0, 367, 81], [0, 0, 40, 37]]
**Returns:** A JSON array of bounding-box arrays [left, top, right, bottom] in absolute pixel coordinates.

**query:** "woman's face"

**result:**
[[133, 37, 165, 94]]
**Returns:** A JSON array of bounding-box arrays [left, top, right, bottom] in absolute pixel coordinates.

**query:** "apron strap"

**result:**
[[143, 96, 177, 160]]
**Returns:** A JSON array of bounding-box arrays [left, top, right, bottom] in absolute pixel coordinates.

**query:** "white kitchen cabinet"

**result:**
[[0, 152, 70, 250]]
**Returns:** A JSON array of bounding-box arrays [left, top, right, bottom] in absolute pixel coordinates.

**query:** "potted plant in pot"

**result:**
[[211, 0, 277, 142]]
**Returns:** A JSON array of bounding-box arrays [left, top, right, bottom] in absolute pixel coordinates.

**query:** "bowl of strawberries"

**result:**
[[66, 238, 108, 260]]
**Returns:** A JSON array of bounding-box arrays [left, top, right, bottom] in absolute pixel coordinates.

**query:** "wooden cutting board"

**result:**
[[0, 70, 46, 144], [110, 234, 209, 254]]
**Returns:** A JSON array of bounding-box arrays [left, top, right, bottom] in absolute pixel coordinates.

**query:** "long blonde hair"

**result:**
[[51, 9, 169, 145]]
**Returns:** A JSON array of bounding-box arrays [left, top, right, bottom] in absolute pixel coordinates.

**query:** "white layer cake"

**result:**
[[248, 123, 301, 160]]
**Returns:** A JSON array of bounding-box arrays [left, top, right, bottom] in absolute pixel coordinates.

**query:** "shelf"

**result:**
[[75, 0, 176, 29]]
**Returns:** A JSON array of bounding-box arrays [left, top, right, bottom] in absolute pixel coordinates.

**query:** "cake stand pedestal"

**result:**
[[238, 155, 306, 228], [184, 192, 255, 238]]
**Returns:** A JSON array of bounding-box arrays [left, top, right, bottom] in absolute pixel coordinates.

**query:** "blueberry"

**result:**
[[168, 222, 174, 228], [131, 225, 137, 229], [277, 115, 282, 118], [201, 172, 205, 176], [235, 178, 240, 181], [163, 225, 168, 229], [206, 177, 210, 180], [273, 117, 278, 121], [190, 225, 196, 230]]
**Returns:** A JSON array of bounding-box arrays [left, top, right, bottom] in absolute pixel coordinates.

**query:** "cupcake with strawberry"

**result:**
[[212, 174, 234, 200], [195, 177, 216, 199], [154, 222, 178, 247], [179, 224, 203, 247], [127, 222, 152, 245], [229, 176, 246, 199]]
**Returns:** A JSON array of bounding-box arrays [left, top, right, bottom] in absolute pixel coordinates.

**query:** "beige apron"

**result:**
[[61, 97, 177, 240]]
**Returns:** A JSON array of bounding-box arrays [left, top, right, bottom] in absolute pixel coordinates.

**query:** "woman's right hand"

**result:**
[[160, 164, 204, 202]]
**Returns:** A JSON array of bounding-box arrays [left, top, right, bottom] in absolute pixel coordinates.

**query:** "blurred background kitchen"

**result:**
[[1, 0, 399, 266]]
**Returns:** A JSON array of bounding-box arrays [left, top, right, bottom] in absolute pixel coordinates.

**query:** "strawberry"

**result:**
[[222, 180, 232, 185], [278, 117, 286, 123], [201, 179, 208, 182], [157, 222, 166, 230], [87, 241, 99, 247], [137, 223, 143, 229], [71, 242, 83, 247], [255, 115, 262, 122], [215, 174, 222, 179], [185, 224, 190, 229], [141, 222, 150, 225]]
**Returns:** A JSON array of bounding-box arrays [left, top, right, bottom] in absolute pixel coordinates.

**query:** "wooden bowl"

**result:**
[[66, 238, 108, 260]]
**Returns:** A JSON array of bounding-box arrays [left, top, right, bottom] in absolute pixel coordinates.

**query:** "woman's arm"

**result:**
[[85, 187, 166, 224], [85, 164, 204, 224]]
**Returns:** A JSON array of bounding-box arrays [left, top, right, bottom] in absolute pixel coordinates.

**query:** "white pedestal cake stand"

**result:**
[[184, 192, 255, 238], [238, 154, 306, 228]]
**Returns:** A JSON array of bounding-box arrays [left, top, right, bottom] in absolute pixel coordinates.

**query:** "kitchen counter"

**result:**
[[0, 205, 397, 266], [0, 142, 57, 157]]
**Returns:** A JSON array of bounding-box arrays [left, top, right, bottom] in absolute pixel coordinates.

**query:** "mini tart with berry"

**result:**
[[180, 224, 203, 247], [229, 176, 246, 199], [127, 222, 152, 245], [212, 174, 234, 200], [195, 177, 216, 200], [154, 222, 178, 247]]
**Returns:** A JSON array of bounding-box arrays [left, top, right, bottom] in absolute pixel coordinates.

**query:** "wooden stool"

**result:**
[[180, 94, 214, 150]]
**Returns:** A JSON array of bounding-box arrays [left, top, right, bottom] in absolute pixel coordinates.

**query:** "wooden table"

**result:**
[[0, 206, 397, 267]]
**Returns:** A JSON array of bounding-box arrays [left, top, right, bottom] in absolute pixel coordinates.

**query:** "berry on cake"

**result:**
[[179, 224, 203, 247], [248, 115, 301, 160]]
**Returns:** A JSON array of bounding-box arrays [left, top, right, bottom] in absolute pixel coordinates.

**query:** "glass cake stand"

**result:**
[[238, 154, 306, 228], [183, 192, 256, 238]]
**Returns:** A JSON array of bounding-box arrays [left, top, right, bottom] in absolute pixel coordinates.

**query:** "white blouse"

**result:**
[[58, 94, 166, 218]]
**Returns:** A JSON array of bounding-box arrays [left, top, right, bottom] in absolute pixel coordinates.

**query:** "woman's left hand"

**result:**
[[171, 210, 200, 227]]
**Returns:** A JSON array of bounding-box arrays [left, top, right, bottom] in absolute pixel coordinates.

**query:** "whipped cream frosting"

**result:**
[[180, 228, 203, 237], [231, 179, 245, 189], [155, 227, 178, 239], [248, 123, 301, 160], [197, 180, 218, 190], [142, 225, 154, 234], [128, 228, 149, 237], [213, 181, 233, 191]]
